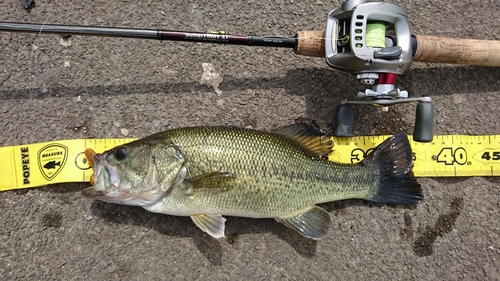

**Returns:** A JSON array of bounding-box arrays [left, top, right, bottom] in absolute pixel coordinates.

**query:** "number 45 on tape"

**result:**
[[327, 135, 500, 177]]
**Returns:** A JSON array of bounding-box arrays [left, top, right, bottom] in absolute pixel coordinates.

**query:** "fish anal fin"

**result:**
[[276, 206, 331, 240], [191, 214, 226, 238], [272, 123, 333, 157], [184, 171, 236, 193]]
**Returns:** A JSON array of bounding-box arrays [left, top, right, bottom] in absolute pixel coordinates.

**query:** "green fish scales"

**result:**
[[150, 127, 378, 216]]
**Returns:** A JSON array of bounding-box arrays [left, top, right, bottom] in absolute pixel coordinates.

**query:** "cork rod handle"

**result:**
[[294, 30, 500, 67], [413, 35, 500, 66], [294, 30, 325, 58]]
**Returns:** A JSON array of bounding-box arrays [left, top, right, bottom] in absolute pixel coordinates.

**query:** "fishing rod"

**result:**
[[3, 20, 499, 66], [1, 0, 499, 142], [0, 21, 297, 49]]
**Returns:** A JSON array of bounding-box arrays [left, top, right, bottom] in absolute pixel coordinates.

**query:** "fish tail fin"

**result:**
[[363, 133, 423, 204]]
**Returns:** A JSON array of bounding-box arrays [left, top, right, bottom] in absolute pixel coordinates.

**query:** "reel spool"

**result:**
[[325, 0, 433, 142]]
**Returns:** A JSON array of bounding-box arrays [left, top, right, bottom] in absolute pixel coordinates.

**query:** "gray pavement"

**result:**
[[0, 0, 499, 280]]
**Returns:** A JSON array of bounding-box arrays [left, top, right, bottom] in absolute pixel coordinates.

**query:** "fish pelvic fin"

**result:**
[[276, 206, 331, 240], [191, 214, 226, 239], [363, 133, 423, 205], [272, 123, 333, 157]]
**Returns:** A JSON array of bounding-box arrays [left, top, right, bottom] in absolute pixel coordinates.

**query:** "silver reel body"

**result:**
[[325, 0, 433, 142]]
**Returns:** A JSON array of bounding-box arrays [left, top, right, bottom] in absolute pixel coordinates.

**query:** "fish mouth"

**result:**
[[82, 148, 123, 201], [84, 148, 96, 186]]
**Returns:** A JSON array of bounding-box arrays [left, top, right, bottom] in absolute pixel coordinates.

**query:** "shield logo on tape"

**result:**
[[37, 144, 68, 181]]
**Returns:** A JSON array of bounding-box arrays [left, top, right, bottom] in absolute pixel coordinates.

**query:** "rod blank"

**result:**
[[0, 22, 296, 48]]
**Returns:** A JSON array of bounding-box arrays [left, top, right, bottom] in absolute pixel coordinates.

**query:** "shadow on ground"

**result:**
[[2, 65, 498, 136], [2, 66, 498, 100]]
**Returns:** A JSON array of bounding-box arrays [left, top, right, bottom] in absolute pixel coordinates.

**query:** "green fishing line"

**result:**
[[366, 22, 386, 48]]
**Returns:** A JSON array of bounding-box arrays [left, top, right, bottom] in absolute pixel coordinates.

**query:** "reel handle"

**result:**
[[295, 30, 500, 67]]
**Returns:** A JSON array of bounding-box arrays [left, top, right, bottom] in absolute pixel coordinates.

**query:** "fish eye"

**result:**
[[114, 147, 127, 161]]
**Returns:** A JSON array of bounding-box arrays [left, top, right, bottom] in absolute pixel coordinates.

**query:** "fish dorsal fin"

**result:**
[[272, 123, 334, 157], [276, 205, 331, 240], [191, 214, 226, 238]]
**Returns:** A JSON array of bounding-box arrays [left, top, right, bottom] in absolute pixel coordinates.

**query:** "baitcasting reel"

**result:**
[[2, 0, 498, 142], [325, 0, 433, 142]]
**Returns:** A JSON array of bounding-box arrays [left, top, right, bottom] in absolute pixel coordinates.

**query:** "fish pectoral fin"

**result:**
[[190, 214, 226, 239], [276, 206, 331, 240], [272, 123, 333, 157], [185, 171, 236, 192]]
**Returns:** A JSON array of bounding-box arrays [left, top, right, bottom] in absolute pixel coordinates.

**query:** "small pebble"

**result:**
[[121, 128, 129, 136]]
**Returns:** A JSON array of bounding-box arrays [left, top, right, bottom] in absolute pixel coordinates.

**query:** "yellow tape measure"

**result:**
[[330, 135, 500, 177], [0, 138, 135, 192], [1, 135, 499, 191]]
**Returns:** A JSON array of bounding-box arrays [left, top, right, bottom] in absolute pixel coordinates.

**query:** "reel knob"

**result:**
[[334, 104, 355, 137], [413, 100, 434, 142]]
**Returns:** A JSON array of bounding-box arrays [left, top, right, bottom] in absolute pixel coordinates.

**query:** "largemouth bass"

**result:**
[[83, 124, 422, 239]]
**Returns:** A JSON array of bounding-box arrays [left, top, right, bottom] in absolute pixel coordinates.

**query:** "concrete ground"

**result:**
[[1, 0, 499, 280]]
